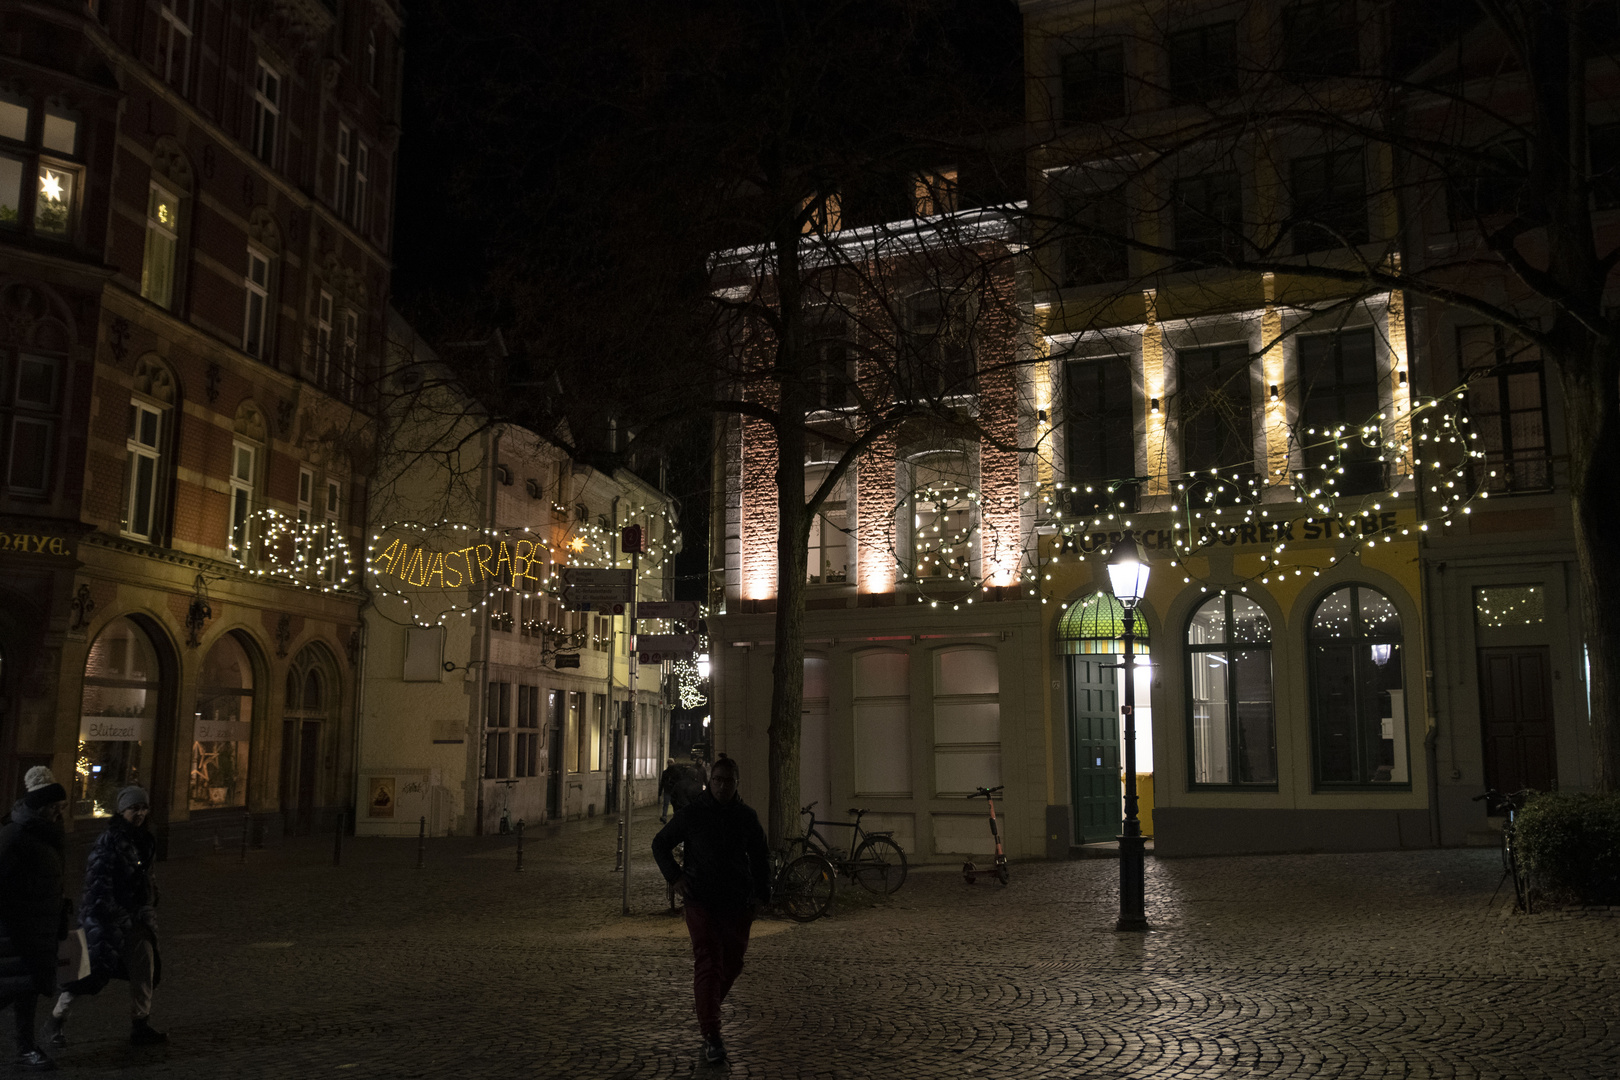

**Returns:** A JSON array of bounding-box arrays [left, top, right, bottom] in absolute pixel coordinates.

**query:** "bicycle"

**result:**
[[1473, 788, 1533, 913], [789, 802, 908, 894], [962, 785, 1009, 885], [772, 847, 837, 922]]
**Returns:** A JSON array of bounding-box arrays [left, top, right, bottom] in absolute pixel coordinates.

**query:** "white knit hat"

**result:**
[[23, 766, 57, 792]]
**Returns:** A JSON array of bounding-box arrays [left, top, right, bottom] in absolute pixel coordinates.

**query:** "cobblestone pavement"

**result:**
[[20, 818, 1618, 1079]]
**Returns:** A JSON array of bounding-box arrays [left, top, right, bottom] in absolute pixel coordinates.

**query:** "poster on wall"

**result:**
[[368, 776, 396, 818]]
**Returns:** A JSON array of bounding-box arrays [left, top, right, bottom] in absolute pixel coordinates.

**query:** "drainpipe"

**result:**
[[474, 426, 498, 835], [350, 592, 370, 838]]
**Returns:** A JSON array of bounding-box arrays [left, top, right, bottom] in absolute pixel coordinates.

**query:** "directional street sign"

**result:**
[[635, 634, 698, 654], [560, 568, 633, 587], [637, 650, 690, 666], [561, 585, 633, 604], [635, 601, 700, 622], [570, 601, 627, 615]]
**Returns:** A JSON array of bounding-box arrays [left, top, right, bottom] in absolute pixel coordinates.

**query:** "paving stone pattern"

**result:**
[[23, 821, 1619, 1079]]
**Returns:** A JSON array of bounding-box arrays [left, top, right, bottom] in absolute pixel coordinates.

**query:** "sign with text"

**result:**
[[553, 653, 581, 669], [636, 634, 698, 654], [636, 601, 700, 622], [560, 568, 633, 588], [0, 532, 74, 558], [79, 715, 152, 742], [571, 601, 627, 615], [1062, 511, 1410, 555], [193, 720, 252, 743], [638, 650, 689, 666], [562, 585, 634, 604]]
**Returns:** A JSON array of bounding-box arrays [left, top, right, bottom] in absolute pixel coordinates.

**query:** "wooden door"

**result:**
[[1068, 656, 1120, 844], [1479, 646, 1556, 796], [297, 721, 320, 835], [278, 719, 297, 834]]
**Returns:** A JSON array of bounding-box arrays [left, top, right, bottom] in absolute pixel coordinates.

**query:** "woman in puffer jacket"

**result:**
[[0, 766, 69, 1072]]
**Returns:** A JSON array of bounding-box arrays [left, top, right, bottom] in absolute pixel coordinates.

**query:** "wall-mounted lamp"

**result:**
[[1150, 398, 1161, 415], [1269, 384, 1280, 401], [1398, 369, 1408, 386], [1037, 409, 1048, 423]]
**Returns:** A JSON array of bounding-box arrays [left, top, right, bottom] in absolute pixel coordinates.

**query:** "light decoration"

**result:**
[[238, 508, 356, 591], [364, 504, 679, 628], [1472, 585, 1544, 628]]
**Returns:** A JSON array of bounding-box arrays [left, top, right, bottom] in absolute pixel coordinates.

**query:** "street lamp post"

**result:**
[[1106, 535, 1150, 933]]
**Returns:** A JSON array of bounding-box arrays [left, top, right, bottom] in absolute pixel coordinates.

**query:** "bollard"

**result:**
[[332, 808, 344, 867], [240, 809, 251, 864], [415, 815, 426, 869], [515, 820, 524, 873]]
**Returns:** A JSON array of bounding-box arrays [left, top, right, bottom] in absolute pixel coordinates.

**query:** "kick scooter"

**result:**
[[962, 785, 1009, 885]]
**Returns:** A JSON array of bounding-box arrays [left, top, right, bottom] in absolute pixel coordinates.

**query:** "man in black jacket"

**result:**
[[651, 755, 769, 1066], [0, 766, 68, 1072]]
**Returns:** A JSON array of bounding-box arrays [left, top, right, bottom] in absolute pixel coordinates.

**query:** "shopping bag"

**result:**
[[56, 928, 89, 985]]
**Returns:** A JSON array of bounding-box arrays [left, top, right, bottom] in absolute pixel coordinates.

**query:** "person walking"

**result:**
[[48, 786, 165, 1047], [658, 758, 681, 822], [0, 766, 69, 1071], [651, 755, 769, 1066]]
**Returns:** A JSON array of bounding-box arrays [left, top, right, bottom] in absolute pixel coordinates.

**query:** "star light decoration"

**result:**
[[364, 503, 679, 628], [853, 380, 1489, 613]]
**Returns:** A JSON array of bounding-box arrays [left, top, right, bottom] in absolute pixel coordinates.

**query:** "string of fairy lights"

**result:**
[[240, 508, 357, 591], [850, 379, 1492, 613]]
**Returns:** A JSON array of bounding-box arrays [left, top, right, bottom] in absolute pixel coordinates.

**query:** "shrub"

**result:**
[[1515, 791, 1620, 907]]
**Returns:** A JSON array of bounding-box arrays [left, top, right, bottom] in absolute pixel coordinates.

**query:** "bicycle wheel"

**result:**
[[996, 859, 1010, 886], [778, 853, 836, 921], [851, 836, 908, 894]]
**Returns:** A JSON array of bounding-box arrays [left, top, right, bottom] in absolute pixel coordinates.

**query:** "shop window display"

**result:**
[[77, 618, 161, 818], [191, 633, 254, 809], [1309, 585, 1407, 785], [1186, 593, 1276, 785]]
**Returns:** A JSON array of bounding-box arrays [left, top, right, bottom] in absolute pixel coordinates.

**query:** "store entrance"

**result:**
[[1067, 655, 1120, 844]]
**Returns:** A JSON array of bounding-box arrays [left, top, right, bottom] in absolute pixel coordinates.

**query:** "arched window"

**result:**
[[77, 617, 162, 818], [1309, 585, 1407, 786], [909, 450, 974, 582], [191, 632, 254, 809], [1186, 592, 1275, 786]]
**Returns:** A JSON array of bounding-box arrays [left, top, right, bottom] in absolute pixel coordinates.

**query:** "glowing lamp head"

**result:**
[[1106, 534, 1150, 609]]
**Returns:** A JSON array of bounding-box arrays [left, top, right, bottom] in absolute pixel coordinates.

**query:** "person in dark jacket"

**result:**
[[651, 755, 770, 1066], [0, 765, 69, 1072], [657, 758, 680, 822], [48, 786, 165, 1047]]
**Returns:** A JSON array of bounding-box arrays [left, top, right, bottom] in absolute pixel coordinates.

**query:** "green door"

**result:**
[[1068, 655, 1120, 844]]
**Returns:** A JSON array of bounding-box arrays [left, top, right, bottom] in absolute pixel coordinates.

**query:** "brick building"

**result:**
[[0, 0, 402, 855]]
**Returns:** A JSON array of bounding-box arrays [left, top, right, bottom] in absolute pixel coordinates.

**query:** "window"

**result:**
[[158, 0, 195, 91], [806, 330, 852, 410], [1062, 187, 1129, 287], [910, 452, 975, 581], [1168, 21, 1239, 102], [590, 694, 605, 772], [1289, 148, 1367, 253], [334, 124, 351, 218], [900, 294, 974, 399], [853, 650, 911, 796], [1309, 585, 1408, 786], [1282, 0, 1358, 79], [1591, 122, 1620, 210], [932, 647, 1001, 796], [352, 142, 369, 232], [1173, 171, 1244, 263], [123, 401, 163, 540], [1458, 325, 1551, 493], [340, 308, 358, 400], [485, 680, 512, 779], [491, 588, 514, 632], [1299, 328, 1382, 496], [516, 684, 540, 778], [1061, 45, 1126, 124], [243, 249, 270, 357], [1187, 593, 1276, 786], [805, 463, 849, 584], [322, 479, 341, 582], [192, 632, 254, 810], [1065, 354, 1135, 513], [314, 290, 333, 388], [567, 691, 585, 773], [365, 29, 379, 89], [252, 60, 280, 164], [77, 618, 161, 818], [141, 183, 181, 309], [0, 95, 79, 239], [229, 440, 255, 560], [1177, 344, 1254, 480], [1448, 140, 1528, 228], [6, 353, 59, 494], [913, 168, 957, 217]]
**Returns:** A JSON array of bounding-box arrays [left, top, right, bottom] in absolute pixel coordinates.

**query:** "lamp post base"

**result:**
[[1116, 833, 1149, 932]]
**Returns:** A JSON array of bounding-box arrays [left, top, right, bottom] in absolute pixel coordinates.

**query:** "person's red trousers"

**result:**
[[683, 901, 754, 1036]]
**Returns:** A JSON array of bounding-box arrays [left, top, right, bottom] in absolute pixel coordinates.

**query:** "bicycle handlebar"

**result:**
[[967, 785, 1005, 799]]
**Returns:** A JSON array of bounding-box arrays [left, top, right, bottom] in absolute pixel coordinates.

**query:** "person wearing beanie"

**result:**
[[49, 786, 165, 1048], [0, 766, 69, 1071]]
